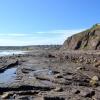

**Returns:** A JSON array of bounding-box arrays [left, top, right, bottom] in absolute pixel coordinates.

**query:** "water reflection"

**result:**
[[0, 68, 17, 83]]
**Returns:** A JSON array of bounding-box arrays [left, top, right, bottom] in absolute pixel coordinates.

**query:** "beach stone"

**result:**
[[79, 58, 83, 62], [55, 74, 63, 78], [92, 76, 99, 81], [93, 59, 97, 62], [54, 86, 63, 92], [76, 67, 82, 70], [72, 88, 80, 94], [79, 56, 83, 59], [94, 62, 100, 67], [1, 92, 9, 99], [90, 80, 98, 87]]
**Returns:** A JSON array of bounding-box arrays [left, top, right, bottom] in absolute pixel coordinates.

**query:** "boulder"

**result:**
[[90, 76, 99, 87], [92, 76, 99, 81]]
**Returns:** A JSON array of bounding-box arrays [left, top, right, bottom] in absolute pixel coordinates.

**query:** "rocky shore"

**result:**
[[0, 50, 100, 100]]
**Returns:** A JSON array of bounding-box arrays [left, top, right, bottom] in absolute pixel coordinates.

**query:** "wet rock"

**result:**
[[0, 60, 18, 72], [15, 96, 29, 100]]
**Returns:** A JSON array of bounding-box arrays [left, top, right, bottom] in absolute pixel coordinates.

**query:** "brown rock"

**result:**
[[90, 76, 99, 87], [92, 76, 99, 81], [60, 24, 100, 50]]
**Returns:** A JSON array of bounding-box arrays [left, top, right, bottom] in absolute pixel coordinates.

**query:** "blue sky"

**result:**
[[0, 0, 100, 46]]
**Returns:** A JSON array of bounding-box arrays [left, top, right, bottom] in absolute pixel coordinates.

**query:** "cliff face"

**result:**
[[61, 25, 100, 50]]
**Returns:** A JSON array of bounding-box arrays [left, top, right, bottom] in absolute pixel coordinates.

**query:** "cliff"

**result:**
[[61, 24, 100, 50]]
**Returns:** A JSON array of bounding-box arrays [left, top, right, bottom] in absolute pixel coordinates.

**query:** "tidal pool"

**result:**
[[0, 68, 17, 84]]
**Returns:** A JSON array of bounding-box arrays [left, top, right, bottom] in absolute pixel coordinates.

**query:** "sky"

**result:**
[[0, 0, 100, 46]]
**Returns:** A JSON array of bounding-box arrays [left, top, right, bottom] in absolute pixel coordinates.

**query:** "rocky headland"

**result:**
[[61, 24, 100, 50]]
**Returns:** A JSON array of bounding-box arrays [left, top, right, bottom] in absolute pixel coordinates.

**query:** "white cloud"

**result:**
[[37, 29, 86, 34], [36, 29, 86, 44], [7, 34, 27, 36], [0, 33, 27, 36], [0, 29, 85, 46]]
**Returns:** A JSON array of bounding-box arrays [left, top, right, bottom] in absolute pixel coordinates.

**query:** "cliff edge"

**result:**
[[61, 24, 100, 50]]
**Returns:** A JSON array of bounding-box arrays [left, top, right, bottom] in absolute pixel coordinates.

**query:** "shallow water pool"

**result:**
[[0, 68, 17, 84]]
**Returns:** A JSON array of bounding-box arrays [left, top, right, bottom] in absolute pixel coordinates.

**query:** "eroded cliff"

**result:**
[[61, 24, 100, 50]]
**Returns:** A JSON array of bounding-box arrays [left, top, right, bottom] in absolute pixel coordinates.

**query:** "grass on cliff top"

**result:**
[[89, 25, 100, 30], [73, 25, 100, 40]]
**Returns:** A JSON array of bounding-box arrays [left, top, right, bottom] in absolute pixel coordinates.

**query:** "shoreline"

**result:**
[[0, 50, 100, 99]]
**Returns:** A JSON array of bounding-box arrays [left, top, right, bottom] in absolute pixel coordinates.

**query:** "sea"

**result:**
[[0, 50, 27, 56]]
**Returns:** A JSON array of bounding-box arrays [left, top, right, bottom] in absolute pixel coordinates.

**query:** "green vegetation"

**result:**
[[89, 25, 100, 31], [73, 24, 100, 41], [84, 45, 89, 49], [73, 31, 88, 41], [89, 35, 97, 40]]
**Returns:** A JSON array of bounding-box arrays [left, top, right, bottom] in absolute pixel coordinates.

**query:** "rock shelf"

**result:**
[[0, 50, 100, 100]]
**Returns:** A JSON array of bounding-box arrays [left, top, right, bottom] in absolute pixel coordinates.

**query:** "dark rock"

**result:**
[[54, 74, 63, 78], [72, 88, 80, 94], [21, 68, 32, 73]]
